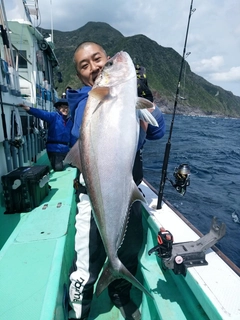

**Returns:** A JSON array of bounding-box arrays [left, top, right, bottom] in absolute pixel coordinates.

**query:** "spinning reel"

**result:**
[[169, 163, 190, 196]]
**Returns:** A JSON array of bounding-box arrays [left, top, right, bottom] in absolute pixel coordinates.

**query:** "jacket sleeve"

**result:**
[[146, 106, 166, 140], [27, 107, 55, 123], [71, 97, 88, 139]]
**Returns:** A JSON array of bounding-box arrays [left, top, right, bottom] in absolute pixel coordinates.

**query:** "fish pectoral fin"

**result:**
[[130, 181, 147, 205], [137, 109, 159, 127], [136, 97, 154, 110], [89, 87, 110, 101], [63, 141, 82, 171], [96, 259, 153, 299], [136, 97, 158, 127]]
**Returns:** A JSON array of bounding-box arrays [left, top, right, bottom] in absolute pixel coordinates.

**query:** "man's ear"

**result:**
[[107, 56, 111, 60]]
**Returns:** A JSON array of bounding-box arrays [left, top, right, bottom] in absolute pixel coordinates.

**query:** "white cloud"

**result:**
[[191, 56, 225, 73], [210, 66, 240, 82]]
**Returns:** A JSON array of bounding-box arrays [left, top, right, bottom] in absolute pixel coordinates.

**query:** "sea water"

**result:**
[[143, 114, 240, 268]]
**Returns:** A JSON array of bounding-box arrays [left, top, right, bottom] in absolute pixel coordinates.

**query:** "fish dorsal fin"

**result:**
[[116, 182, 146, 251], [130, 181, 147, 205], [117, 183, 146, 251], [136, 97, 154, 110], [89, 87, 110, 100]]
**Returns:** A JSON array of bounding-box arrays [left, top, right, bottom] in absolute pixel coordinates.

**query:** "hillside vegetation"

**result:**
[[39, 22, 240, 117]]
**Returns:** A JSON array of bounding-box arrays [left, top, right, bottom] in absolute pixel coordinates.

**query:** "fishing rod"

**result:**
[[157, 0, 195, 209]]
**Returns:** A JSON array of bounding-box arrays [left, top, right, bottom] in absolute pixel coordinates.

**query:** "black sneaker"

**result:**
[[118, 300, 141, 320]]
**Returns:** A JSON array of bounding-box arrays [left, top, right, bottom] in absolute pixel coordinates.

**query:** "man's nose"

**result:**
[[90, 61, 99, 72]]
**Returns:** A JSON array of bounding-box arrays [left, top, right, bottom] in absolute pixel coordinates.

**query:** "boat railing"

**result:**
[[0, 4, 21, 96], [0, 57, 21, 96]]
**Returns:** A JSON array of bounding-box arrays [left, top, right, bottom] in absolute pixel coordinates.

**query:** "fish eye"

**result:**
[[105, 60, 113, 67]]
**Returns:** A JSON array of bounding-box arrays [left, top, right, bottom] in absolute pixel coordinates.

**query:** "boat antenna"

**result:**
[[50, 0, 54, 43], [157, 0, 195, 209]]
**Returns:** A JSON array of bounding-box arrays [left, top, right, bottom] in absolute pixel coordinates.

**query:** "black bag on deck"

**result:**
[[1, 165, 50, 214]]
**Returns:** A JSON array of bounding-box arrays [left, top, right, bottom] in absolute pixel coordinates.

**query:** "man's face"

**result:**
[[74, 43, 108, 86]]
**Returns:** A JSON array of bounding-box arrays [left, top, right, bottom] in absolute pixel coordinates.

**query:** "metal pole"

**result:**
[[157, 0, 195, 209]]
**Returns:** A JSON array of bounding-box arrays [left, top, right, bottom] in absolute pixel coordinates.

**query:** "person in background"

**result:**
[[133, 64, 165, 185], [19, 99, 76, 171], [62, 86, 72, 98], [67, 41, 165, 320]]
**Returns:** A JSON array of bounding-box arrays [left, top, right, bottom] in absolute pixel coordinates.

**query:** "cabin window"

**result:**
[[13, 50, 28, 69]]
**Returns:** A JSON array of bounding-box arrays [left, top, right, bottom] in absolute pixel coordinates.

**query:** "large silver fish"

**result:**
[[65, 51, 157, 299]]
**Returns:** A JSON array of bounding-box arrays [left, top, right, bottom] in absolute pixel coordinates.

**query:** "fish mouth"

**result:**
[[93, 71, 103, 85]]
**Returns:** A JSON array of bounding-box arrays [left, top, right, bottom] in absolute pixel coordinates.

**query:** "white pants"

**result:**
[[69, 174, 106, 319], [68, 192, 92, 319], [68, 175, 143, 319]]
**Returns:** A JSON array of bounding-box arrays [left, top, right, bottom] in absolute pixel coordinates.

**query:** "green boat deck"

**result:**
[[0, 155, 77, 320], [0, 154, 218, 320]]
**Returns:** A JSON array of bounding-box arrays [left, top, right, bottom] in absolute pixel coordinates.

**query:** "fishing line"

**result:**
[[157, 0, 195, 209]]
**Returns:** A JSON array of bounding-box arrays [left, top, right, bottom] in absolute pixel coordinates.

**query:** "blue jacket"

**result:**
[[67, 86, 91, 138], [27, 107, 76, 153], [67, 86, 166, 148]]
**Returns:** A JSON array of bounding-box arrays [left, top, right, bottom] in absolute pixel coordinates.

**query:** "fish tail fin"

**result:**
[[95, 263, 116, 297], [63, 141, 82, 171], [96, 260, 153, 299]]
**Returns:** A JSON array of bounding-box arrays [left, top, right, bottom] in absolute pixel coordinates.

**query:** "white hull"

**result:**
[[140, 179, 240, 319]]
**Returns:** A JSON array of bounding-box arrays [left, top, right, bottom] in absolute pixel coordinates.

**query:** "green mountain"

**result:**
[[40, 22, 240, 117]]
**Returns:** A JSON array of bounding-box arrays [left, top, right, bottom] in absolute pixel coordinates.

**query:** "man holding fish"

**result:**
[[65, 42, 165, 320]]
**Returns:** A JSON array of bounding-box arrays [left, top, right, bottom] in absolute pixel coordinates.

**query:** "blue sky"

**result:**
[[6, 0, 240, 96]]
